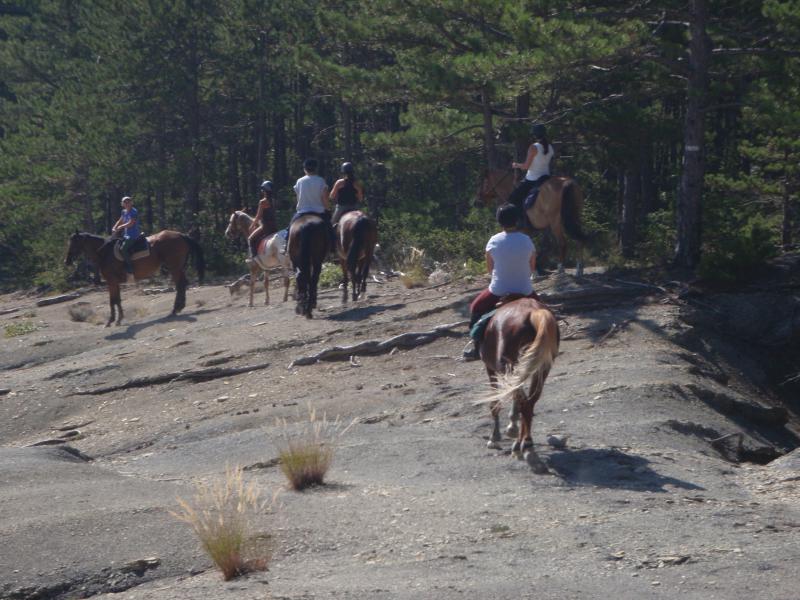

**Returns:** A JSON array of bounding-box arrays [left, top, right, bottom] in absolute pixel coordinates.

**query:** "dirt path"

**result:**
[[1, 270, 798, 599]]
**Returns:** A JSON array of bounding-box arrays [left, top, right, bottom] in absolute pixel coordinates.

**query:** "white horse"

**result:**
[[225, 211, 291, 307]]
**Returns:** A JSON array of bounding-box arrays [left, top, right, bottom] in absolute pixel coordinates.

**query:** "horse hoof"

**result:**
[[487, 440, 502, 450], [505, 423, 519, 438], [511, 440, 521, 453]]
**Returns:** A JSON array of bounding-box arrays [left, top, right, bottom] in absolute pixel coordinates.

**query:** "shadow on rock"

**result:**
[[326, 303, 405, 322], [546, 447, 704, 492]]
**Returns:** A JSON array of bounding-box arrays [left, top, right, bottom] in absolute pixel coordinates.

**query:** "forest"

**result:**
[[0, 0, 798, 289]]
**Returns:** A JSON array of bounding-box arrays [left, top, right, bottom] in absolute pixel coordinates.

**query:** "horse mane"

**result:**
[[77, 232, 107, 242]]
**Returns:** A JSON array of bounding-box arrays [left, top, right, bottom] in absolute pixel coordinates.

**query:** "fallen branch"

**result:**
[[0, 307, 20, 316], [36, 292, 82, 307], [289, 321, 468, 367], [72, 362, 271, 395]]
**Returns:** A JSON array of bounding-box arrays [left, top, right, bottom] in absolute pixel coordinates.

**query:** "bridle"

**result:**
[[480, 168, 515, 204]]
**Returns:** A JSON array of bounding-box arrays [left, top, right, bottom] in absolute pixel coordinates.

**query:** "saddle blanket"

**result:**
[[470, 309, 497, 343], [113, 236, 150, 262]]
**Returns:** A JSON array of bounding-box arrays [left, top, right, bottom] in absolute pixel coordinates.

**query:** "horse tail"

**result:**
[[181, 234, 206, 284], [300, 221, 314, 281], [347, 216, 369, 277], [489, 308, 559, 406], [561, 179, 589, 242]]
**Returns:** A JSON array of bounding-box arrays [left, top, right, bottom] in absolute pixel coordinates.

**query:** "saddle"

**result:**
[[469, 293, 540, 343], [113, 235, 150, 262]]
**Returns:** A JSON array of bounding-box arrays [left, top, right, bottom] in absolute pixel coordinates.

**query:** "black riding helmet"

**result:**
[[340, 162, 355, 176], [496, 203, 521, 228], [530, 123, 547, 139], [260, 180, 273, 192]]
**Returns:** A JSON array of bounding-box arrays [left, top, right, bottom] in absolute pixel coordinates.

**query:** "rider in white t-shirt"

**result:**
[[507, 123, 554, 227], [463, 203, 538, 360]]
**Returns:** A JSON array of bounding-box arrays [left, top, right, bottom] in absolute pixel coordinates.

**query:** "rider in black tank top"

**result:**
[[331, 162, 364, 224]]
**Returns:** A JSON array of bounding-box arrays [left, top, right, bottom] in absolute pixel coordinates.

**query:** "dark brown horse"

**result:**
[[476, 169, 588, 277], [335, 211, 378, 303], [287, 214, 328, 318], [65, 231, 205, 326], [479, 297, 559, 470]]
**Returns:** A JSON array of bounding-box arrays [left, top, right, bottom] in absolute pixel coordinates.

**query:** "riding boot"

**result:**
[[246, 238, 256, 264], [462, 339, 480, 361]]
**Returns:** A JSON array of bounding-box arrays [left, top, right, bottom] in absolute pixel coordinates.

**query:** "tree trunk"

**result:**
[[620, 168, 639, 258], [674, 0, 711, 269], [228, 142, 241, 210], [273, 113, 288, 188], [482, 86, 497, 169], [342, 100, 353, 161], [515, 92, 530, 163]]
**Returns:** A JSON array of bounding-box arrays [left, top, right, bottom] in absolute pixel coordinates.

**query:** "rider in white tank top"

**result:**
[[525, 142, 554, 181]]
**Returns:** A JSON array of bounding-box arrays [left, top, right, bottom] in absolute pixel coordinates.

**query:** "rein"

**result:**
[[482, 169, 515, 202]]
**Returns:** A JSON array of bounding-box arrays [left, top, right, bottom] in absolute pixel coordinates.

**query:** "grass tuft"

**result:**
[[277, 408, 352, 491], [171, 466, 273, 580], [4, 320, 37, 338], [68, 303, 95, 322], [398, 246, 428, 289]]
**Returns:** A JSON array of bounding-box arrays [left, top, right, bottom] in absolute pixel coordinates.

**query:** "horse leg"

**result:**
[[172, 273, 187, 315], [340, 258, 348, 304], [506, 395, 520, 439], [281, 260, 290, 303], [106, 282, 121, 327], [262, 267, 270, 306], [486, 369, 503, 449], [249, 264, 256, 308], [307, 262, 321, 318], [552, 222, 568, 274]]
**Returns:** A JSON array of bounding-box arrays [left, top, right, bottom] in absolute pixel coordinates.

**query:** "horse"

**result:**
[[479, 296, 559, 471], [65, 230, 205, 327], [335, 210, 378, 303], [287, 214, 328, 318], [476, 168, 588, 277], [224, 210, 291, 307]]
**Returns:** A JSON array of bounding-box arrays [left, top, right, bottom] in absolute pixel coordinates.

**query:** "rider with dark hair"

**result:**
[[112, 196, 140, 274], [330, 162, 365, 225], [507, 123, 554, 226], [282, 158, 331, 253], [463, 203, 538, 360], [246, 180, 277, 264]]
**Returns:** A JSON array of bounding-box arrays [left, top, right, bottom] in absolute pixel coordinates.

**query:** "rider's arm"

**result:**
[[328, 179, 342, 203], [529, 251, 537, 275], [355, 182, 364, 203], [485, 252, 494, 274], [512, 144, 537, 171], [251, 200, 265, 232], [322, 186, 330, 211], [112, 217, 123, 231]]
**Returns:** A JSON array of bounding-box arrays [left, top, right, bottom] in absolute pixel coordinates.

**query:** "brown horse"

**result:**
[[477, 169, 588, 277], [65, 231, 205, 326], [335, 211, 378, 303], [287, 214, 328, 318], [479, 297, 559, 470], [224, 210, 291, 307]]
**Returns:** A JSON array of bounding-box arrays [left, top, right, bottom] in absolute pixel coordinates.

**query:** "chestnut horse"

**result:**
[[335, 210, 378, 303], [65, 231, 205, 326], [477, 169, 588, 276], [224, 210, 291, 307], [288, 214, 328, 318], [480, 297, 559, 470]]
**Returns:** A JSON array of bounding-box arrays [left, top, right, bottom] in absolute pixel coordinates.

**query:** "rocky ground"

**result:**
[[1, 261, 798, 600]]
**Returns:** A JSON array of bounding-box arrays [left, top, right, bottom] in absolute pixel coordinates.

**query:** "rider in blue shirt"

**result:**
[[112, 196, 141, 273]]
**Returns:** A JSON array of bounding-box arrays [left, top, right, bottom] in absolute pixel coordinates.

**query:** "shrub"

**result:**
[[317, 262, 342, 289], [172, 466, 273, 580], [276, 408, 352, 491], [398, 246, 429, 289], [698, 214, 779, 285]]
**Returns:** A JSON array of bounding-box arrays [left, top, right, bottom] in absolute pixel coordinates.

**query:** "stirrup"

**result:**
[[462, 340, 480, 361]]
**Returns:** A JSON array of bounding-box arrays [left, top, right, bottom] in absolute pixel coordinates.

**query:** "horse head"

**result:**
[[474, 168, 514, 208], [225, 211, 242, 240], [65, 231, 82, 266]]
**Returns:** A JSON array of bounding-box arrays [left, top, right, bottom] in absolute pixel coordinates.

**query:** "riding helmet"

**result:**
[[531, 123, 547, 139], [260, 180, 273, 192], [121, 196, 132, 205], [340, 162, 355, 176]]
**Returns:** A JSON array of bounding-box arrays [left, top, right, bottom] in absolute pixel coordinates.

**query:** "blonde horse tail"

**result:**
[[561, 180, 589, 243], [490, 308, 559, 406]]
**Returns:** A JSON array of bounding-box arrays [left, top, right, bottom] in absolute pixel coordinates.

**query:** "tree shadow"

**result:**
[[545, 447, 704, 492], [325, 303, 406, 322]]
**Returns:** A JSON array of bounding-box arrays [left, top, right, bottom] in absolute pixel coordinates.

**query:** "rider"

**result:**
[[330, 162, 364, 225], [508, 123, 554, 228], [282, 158, 330, 253], [112, 196, 141, 274], [462, 203, 538, 361], [246, 180, 277, 264]]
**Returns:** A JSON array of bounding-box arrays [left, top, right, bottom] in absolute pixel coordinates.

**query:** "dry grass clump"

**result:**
[[277, 408, 353, 491], [398, 246, 428, 289], [68, 302, 95, 322], [171, 466, 274, 580]]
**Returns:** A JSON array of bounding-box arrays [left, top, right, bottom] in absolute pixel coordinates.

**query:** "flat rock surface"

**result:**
[[1, 269, 798, 599]]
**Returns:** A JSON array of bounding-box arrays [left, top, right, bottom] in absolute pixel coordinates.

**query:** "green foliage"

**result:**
[[317, 262, 342, 289], [698, 215, 780, 284], [5, 321, 38, 338]]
